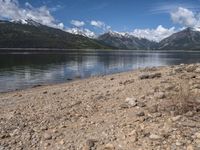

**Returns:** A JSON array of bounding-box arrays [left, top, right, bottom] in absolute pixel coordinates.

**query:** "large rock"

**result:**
[[139, 72, 161, 80], [186, 65, 197, 72]]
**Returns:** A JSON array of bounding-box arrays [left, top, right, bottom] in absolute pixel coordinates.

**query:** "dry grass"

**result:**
[[158, 80, 200, 115], [171, 80, 200, 114]]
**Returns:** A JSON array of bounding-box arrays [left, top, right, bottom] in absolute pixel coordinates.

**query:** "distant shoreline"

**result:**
[[1, 48, 200, 54]]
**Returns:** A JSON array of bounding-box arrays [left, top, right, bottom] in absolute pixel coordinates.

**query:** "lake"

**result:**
[[0, 50, 200, 92]]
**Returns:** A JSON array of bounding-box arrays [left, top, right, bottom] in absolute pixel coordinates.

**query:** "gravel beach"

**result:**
[[1, 64, 200, 150]]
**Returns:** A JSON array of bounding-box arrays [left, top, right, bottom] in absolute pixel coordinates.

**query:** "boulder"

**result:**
[[139, 72, 161, 80]]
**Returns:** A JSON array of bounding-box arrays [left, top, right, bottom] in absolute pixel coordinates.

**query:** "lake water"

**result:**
[[1, 50, 200, 92]]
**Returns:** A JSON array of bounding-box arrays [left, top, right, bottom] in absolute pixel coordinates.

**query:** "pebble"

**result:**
[[154, 92, 165, 99], [125, 97, 137, 107], [149, 134, 162, 140], [43, 133, 52, 140], [82, 139, 97, 150], [186, 65, 197, 72], [59, 139, 65, 145], [104, 143, 115, 150], [172, 115, 182, 122], [119, 104, 129, 109], [185, 111, 194, 117], [43, 91, 48, 94], [195, 132, 200, 139], [176, 141, 182, 146], [187, 145, 194, 150], [136, 111, 145, 117], [148, 105, 158, 113], [138, 102, 146, 107], [195, 68, 200, 73]]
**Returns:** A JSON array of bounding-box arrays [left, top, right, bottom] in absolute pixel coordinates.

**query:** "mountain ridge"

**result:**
[[0, 19, 111, 49], [98, 32, 157, 50], [158, 27, 200, 50], [1, 19, 200, 50]]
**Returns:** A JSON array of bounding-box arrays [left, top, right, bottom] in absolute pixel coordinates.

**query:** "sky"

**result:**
[[1, 0, 200, 41]]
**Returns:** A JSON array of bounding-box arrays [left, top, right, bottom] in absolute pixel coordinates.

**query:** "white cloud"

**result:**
[[66, 28, 96, 38], [90, 20, 111, 31], [0, 0, 64, 29], [131, 25, 176, 42], [170, 7, 197, 27], [91, 20, 104, 28], [70, 20, 85, 27]]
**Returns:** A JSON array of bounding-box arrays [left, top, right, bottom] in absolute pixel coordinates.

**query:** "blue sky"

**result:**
[[16, 0, 200, 30], [1, 0, 200, 41]]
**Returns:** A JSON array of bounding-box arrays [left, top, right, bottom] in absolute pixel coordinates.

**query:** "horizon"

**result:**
[[1, 0, 200, 41]]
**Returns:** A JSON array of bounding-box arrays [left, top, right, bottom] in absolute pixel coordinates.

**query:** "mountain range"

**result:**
[[0, 19, 200, 50], [0, 20, 110, 49]]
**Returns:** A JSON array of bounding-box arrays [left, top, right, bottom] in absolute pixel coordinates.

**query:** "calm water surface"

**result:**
[[0, 50, 200, 92]]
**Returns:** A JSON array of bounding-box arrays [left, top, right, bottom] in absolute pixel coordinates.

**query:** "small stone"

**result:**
[[136, 111, 145, 117], [43, 133, 52, 140], [43, 91, 48, 94], [148, 105, 158, 113], [149, 72, 161, 79], [174, 67, 183, 73], [82, 139, 97, 150], [176, 141, 182, 146], [138, 102, 146, 107], [125, 97, 137, 107], [40, 126, 48, 131], [104, 143, 115, 150], [153, 112, 162, 118], [186, 65, 197, 72], [195, 132, 200, 139], [155, 92, 165, 99], [187, 145, 194, 150], [59, 139, 65, 145], [185, 111, 194, 117], [128, 130, 138, 142], [139, 73, 149, 80], [172, 115, 182, 122], [192, 84, 200, 89], [149, 134, 162, 140], [0, 133, 10, 139], [119, 104, 129, 109], [195, 68, 200, 73], [165, 85, 175, 91], [44, 143, 50, 147]]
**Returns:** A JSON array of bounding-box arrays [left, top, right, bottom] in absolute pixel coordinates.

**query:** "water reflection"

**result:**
[[1, 50, 200, 92]]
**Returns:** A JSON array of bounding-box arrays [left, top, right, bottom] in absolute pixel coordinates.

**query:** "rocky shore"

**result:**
[[1, 64, 200, 150]]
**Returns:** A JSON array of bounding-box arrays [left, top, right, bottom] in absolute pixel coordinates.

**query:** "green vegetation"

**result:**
[[0, 20, 110, 49]]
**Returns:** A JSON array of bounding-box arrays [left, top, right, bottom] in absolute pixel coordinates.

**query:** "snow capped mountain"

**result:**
[[158, 27, 200, 50], [191, 27, 200, 32], [4, 19, 200, 50], [0, 19, 109, 49], [107, 31, 135, 39], [98, 31, 157, 50], [66, 28, 96, 38], [12, 19, 43, 27]]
